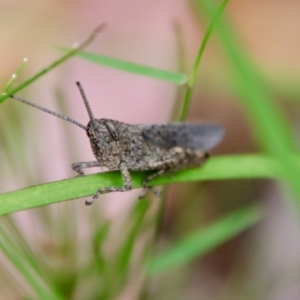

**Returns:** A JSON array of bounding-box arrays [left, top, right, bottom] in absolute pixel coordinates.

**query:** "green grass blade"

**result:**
[[178, 0, 229, 120], [0, 24, 107, 103], [109, 200, 149, 295], [0, 154, 295, 216], [193, 0, 296, 153], [115, 200, 149, 272], [59, 48, 188, 84], [193, 0, 300, 210], [2, 58, 28, 94], [146, 205, 262, 275], [0, 225, 63, 299]]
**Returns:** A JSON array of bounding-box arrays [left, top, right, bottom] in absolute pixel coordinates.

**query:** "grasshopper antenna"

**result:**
[[75, 81, 97, 128], [10, 94, 87, 130]]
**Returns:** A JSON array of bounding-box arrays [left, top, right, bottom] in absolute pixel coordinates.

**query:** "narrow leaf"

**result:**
[[147, 205, 262, 275]]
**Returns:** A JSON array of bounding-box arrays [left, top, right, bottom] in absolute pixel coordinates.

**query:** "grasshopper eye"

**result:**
[[105, 120, 119, 140]]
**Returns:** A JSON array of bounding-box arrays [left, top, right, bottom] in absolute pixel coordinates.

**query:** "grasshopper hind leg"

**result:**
[[140, 148, 209, 199], [139, 169, 165, 199]]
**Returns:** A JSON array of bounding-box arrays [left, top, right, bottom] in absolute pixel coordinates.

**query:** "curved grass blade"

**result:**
[[0, 225, 64, 299], [0, 154, 295, 216], [0, 23, 108, 103], [193, 0, 300, 212], [178, 0, 229, 121], [146, 205, 262, 275], [57, 48, 188, 85]]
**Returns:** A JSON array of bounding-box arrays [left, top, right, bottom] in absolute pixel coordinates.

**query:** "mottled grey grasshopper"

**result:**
[[11, 82, 224, 205]]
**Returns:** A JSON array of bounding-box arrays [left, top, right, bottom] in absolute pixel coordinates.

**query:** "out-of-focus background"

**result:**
[[1, 0, 300, 299]]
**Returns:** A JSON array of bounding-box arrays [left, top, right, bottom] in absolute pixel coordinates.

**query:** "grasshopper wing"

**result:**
[[140, 123, 224, 151]]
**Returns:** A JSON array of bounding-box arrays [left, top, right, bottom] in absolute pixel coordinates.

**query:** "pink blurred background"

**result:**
[[1, 0, 300, 299]]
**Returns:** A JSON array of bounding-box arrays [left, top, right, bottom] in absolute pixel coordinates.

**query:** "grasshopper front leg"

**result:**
[[85, 162, 132, 206], [72, 161, 101, 175]]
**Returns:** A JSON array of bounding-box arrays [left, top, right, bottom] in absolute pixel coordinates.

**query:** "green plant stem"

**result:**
[[3, 58, 28, 94], [193, 0, 300, 213], [178, 0, 229, 121], [0, 22, 108, 103]]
